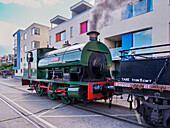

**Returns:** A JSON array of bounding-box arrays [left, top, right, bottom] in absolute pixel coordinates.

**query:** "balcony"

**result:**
[[109, 47, 122, 60]]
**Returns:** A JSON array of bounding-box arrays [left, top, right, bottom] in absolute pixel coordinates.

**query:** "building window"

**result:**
[[133, 0, 147, 16], [121, 3, 133, 20], [105, 13, 109, 26], [14, 34, 17, 40], [49, 36, 51, 45], [31, 41, 40, 49], [21, 47, 23, 51], [14, 49, 17, 58], [14, 59, 17, 67], [16, 70, 18, 73], [80, 21, 88, 34], [122, 29, 152, 51], [21, 35, 23, 40], [14, 39, 17, 47], [24, 33, 27, 40], [14, 34, 17, 47], [147, 0, 153, 11], [133, 29, 152, 48], [121, 0, 153, 20], [56, 31, 66, 42], [60, 31, 66, 41], [70, 27, 73, 38], [32, 27, 40, 35], [115, 41, 122, 48], [21, 69, 22, 73], [24, 45, 27, 52], [21, 58, 22, 62]]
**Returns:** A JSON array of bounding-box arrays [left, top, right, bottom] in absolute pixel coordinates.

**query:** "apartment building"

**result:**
[[8, 54, 13, 63], [0, 54, 13, 65], [49, 0, 170, 79], [13, 23, 50, 77], [49, 1, 93, 49], [98, 0, 170, 78], [1, 56, 8, 64]]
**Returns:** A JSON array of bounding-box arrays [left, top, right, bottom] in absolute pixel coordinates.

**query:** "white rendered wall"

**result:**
[[49, 10, 90, 49]]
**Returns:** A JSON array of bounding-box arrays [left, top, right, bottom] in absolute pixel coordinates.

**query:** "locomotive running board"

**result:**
[[22, 78, 88, 86]]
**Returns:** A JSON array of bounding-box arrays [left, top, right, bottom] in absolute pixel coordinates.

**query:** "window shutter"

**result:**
[[80, 21, 87, 34], [56, 33, 60, 42]]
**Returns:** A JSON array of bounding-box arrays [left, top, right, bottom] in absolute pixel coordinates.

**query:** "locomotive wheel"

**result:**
[[47, 91, 57, 100], [36, 83, 45, 96], [47, 83, 57, 100], [61, 96, 71, 105]]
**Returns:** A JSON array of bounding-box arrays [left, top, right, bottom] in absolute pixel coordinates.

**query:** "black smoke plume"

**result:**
[[90, 0, 139, 31]]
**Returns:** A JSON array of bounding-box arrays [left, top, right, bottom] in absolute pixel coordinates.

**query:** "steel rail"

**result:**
[[0, 96, 45, 128]]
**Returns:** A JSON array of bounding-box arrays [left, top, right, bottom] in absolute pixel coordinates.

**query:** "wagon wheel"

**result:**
[[36, 82, 45, 96], [61, 96, 71, 105], [47, 83, 57, 100], [140, 103, 151, 124]]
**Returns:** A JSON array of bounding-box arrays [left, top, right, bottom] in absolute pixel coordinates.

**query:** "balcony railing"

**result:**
[[109, 47, 122, 60]]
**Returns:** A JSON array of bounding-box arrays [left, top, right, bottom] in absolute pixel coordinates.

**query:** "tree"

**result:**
[[0, 63, 14, 70], [0, 65, 4, 70], [1, 63, 8, 69], [7, 63, 13, 70]]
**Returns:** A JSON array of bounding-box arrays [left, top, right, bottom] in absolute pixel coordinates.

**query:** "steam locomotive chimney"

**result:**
[[87, 31, 100, 41]]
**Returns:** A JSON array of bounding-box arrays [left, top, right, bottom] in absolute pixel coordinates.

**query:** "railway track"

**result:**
[[0, 96, 45, 128], [72, 102, 151, 128], [0, 80, 151, 128]]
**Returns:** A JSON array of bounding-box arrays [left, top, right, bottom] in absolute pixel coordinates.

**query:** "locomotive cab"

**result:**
[[23, 48, 56, 79]]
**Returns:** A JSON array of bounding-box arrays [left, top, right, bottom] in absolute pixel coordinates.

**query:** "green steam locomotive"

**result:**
[[22, 31, 114, 104]]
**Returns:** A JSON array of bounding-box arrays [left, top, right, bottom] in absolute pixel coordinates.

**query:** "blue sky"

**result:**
[[0, 0, 94, 56]]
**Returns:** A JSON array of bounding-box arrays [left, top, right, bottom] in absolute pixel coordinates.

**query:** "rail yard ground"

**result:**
[[0, 78, 149, 128]]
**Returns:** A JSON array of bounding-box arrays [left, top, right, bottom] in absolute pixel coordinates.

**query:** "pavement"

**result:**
[[0, 78, 146, 128]]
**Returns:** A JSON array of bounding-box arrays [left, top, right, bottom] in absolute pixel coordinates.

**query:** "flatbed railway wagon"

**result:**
[[113, 44, 170, 126], [22, 31, 115, 105]]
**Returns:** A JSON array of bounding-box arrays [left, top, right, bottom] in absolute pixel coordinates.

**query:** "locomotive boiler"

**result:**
[[37, 31, 112, 82]]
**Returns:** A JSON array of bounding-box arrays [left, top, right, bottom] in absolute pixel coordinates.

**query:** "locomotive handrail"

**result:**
[[65, 60, 79, 63], [120, 50, 170, 58], [44, 48, 81, 57], [88, 48, 109, 54], [40, 48, 82, 58]]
